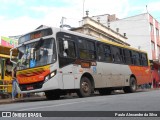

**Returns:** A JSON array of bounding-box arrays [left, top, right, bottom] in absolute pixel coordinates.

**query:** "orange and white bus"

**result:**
[[10, 26, 151, 100]]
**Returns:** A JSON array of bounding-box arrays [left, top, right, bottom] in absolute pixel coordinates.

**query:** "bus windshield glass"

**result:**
[[17, 38, 56, 70]]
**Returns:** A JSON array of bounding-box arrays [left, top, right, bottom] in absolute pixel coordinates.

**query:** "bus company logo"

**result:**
[[2, 112, 11, 117]]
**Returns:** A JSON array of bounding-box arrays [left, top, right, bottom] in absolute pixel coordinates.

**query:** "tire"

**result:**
[[77, 77, 92, 98], [45, 90, 60, 100], [99, 88, 112, 95], [124, 77, 137, 93]]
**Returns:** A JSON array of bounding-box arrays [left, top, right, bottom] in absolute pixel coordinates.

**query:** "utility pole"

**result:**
[[83, 0, 85, 17], [146, 5, 148, 13]]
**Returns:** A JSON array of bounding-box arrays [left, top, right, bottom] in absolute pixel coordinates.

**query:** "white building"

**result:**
[[109, 13, 160, 60]]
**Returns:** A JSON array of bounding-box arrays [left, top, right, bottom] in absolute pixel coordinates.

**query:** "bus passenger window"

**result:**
[[104, 45, 112, 62], [97, 43, 104, 61], [124, 49, 132, 64], [132, 51, 141, 65], [111, 46, 122, 63], [78, 38, 96, 60], [141, 53, 148, 66]]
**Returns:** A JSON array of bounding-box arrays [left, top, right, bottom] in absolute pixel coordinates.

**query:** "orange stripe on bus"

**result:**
[[17, 65, 50, 84], [129, 66, 151, 85]]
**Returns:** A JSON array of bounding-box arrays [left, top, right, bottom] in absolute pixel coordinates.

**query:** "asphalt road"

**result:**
[[0, 89, 160, 120]]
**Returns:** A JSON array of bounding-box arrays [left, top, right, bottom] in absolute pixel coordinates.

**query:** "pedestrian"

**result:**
[[11, 67, 17, 100]]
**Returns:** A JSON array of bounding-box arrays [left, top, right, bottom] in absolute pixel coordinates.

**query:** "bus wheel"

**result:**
[[99, 88, 112, 95], [77, 77, 92, 98], [124, 77, 137, 93], [45, 90, 60, 100]]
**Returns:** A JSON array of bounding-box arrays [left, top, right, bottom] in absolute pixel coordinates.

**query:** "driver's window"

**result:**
[[58, 38, 76, 58]]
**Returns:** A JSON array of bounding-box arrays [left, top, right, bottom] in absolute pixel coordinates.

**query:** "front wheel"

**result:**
[[77, 77, 92, 98], [124, 77, 137, 93]]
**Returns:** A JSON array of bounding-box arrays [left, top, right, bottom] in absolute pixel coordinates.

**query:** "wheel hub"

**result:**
[[82, 82, 89, 93]]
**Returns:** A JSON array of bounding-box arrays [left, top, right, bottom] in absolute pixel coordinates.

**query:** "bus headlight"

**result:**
[[50, 71, 56, 78], [44, 70, 57, 82]]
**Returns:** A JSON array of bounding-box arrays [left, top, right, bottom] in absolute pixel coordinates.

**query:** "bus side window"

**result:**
[[111, 46, 122, 63], [67, 40, 76, 58], [104, 45, 112, 62], [124, 49, 132, 65], [132, 51, 141, 66], [78, 38, 96, 60], [87, 40, 96, 60], [58, 37, 76, 58], [78, 39, 88, 59], [97, 43, 104, 61], [141, 53, 148, 66]]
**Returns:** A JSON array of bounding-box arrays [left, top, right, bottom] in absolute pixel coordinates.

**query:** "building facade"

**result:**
[[71, 16, 129, 46]]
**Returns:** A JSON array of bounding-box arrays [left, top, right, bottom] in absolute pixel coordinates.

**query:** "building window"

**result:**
[[156, 28, 159, 37], [157, 46, 160, 58], [150, 24, 153, 32], [151, 42, 155, 51]]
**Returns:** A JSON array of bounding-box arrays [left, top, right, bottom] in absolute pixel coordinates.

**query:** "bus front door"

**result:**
[[62, 65, 75, 89]]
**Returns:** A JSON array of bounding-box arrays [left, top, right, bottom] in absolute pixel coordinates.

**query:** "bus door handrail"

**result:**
[[10, 48, 17, 64]]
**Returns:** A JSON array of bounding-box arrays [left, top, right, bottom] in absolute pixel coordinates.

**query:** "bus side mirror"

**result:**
[[63, 40, 68, 50]]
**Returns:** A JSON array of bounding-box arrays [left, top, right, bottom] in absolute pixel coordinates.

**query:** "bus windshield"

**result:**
[[17, 38, 56, 70]]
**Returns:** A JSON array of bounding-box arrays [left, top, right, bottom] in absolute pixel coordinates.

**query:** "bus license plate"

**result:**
[[27, 86, 34, 90]]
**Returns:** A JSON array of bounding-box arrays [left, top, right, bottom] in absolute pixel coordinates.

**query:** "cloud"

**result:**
[[0, 0, 25, 5], [147, 1, 160, 12], [0, 16, 40, 36]]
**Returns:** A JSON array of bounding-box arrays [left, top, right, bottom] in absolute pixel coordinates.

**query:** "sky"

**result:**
[[0, 0, 160, 36]]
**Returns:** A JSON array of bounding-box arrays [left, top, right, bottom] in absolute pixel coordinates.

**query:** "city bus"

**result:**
[[10, 26, 151, 100]]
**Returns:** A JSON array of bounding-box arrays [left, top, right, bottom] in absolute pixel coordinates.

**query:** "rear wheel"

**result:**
[[45, 90, 60, 100], [77, 77, 92, 98], [124, 77, 137, 93]]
